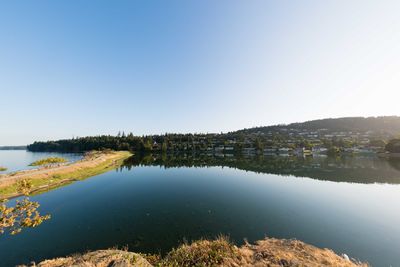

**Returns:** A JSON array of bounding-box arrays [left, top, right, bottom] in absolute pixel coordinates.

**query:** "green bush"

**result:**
[[29, 157, 67, 166], [385, 139, 400, 153]]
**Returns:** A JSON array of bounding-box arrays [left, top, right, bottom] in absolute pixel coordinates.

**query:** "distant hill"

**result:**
[[235, 116, 400, 137], [0, 146, 27, 150]]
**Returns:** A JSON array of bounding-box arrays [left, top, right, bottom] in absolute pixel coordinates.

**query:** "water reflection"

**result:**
[[122, 153, 400, 184], [1, 153, 399, 266], [0, 150, 83, 173]]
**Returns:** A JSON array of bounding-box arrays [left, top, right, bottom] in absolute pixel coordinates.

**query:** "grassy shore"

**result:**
[[0, 151, 132, 199], [25, 237, 367, 267], [29, 157, 68, 166]]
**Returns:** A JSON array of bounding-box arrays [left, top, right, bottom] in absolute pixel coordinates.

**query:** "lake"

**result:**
[[0, 150, 83, 173], [1, 152, 400, 266]]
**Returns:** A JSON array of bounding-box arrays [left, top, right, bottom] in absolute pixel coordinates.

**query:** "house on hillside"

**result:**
[[243, 147, 256, 155], [263, 147, 277, 155]]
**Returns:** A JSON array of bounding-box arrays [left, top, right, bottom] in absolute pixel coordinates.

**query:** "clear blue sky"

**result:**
[[1, 1, 400, 145]]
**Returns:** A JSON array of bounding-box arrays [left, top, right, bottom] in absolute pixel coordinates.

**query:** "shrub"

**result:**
[[159, 236, 237, 267], [29, 157, 67, 166]]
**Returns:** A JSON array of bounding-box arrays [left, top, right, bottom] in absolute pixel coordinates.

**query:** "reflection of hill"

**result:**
[[122, 153, 400, 184]]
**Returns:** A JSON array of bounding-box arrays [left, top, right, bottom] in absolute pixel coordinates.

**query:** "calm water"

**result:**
[[1, 153, 400, 266], [0, 150, 82, 173]]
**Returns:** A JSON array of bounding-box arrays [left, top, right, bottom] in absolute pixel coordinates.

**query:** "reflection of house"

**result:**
[[353, 147, 375, 154], [278, 148, 292, 154], [152, 142, 160, 150], [342, 147, 374, 154], [369, 146, 383, 152], [343, 148, 354, 153], [294, 147, 312, 156], [275, 148, 291, 157], [294, 147, 304, 156], [243, 148, 256, 154], [312, 146, 327, 154], [215, 146, 224, 152], [263, 148, 277, 155]]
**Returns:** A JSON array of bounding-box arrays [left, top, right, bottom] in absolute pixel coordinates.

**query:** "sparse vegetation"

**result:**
[[29, 157, 68, 166], [0, 179, 50, 235]]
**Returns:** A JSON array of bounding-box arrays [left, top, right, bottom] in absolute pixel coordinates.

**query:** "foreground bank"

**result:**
[[0, 151, 132, 199], [22, 237, 367, 267]]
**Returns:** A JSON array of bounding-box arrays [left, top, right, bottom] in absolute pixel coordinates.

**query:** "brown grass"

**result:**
[[20, 249, 152, 267], [225, 238, 368, 267], [159, 236, 238, 266], [24, 237, 368, 267]]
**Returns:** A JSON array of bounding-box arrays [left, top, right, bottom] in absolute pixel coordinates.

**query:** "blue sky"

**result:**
[[1, 1, 400, 145]]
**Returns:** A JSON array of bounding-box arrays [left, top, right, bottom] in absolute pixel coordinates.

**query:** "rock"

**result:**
[[342, 253, 350, 261]]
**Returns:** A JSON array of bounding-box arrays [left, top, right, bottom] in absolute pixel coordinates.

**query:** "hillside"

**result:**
[[236, 116, 400, 136], [27, 116, 400, 153]]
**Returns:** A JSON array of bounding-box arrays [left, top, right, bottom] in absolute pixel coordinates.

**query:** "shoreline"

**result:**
[[377, 152, 400, 158], [0, 151, 132, 199], [23, 237, 367, 267]]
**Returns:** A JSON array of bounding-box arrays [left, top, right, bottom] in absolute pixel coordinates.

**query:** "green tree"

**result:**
[[254, 138, 263, 151], [162, 141, 168, 152], [385, 139, 400, 153], [369, 139, 386, 148]]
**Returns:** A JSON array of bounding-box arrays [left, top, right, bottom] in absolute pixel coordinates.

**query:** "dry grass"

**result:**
[[159, 236, 238, 266], [24, 237, 368, 267], [20, 249, 152, 267], [224, 238, 368, 267]]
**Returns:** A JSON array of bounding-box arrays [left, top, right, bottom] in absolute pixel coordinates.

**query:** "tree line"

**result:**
[[27, 131, 392, 154], [27, 133, 228, 153]]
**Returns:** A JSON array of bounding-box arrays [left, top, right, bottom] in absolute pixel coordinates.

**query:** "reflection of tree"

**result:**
[[0, 179, 50, 235], [122, 153, 400, 184], [388, 158, 400, 172]]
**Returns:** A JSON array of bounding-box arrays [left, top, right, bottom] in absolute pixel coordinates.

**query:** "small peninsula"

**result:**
[[0, 150, 131, 199]]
